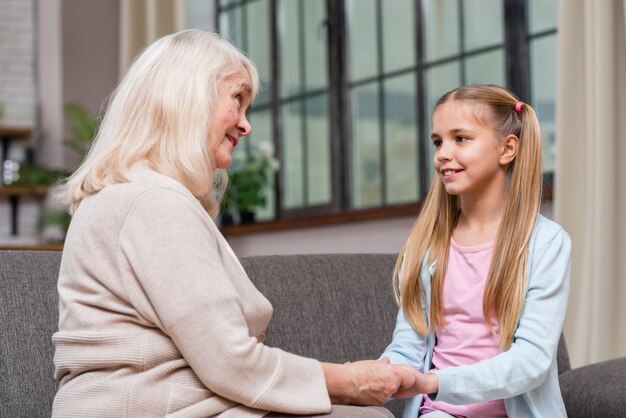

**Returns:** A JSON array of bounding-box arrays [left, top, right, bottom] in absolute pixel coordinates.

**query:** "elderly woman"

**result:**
[[52, 30, 415, 417]]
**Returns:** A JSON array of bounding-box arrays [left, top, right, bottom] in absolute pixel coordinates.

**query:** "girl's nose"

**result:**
[[436, 143, 452, 161]]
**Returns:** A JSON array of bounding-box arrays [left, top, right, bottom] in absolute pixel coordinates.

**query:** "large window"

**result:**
[[212, 0, 558, 221]]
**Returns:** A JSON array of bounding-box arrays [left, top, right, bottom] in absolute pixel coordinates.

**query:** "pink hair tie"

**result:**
[[515, 101, 525, 113]]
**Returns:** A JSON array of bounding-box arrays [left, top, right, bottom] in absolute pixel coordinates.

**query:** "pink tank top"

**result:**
[[420, 238, 507, 418]]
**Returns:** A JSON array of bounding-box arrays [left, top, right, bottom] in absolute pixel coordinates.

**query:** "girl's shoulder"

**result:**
[[530, 214, 571, 251]]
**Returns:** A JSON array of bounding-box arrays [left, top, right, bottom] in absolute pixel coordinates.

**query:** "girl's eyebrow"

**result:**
[[431, 128, 476, 139]]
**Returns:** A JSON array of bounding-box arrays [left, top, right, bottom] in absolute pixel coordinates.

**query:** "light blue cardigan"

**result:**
[[381, 214, 571, 418]]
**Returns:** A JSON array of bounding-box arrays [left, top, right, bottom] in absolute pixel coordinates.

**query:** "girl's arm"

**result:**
[[380, 258, 431, 371], [380, 306, 430, 371], [428, 226, 571, 404]]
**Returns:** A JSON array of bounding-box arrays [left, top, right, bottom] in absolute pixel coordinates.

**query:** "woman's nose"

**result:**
[[238, 115, 252, 137]]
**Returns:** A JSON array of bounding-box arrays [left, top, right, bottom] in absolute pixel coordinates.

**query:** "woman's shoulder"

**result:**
[[96, 168, 195, 204], [76, 168, 204, 225]]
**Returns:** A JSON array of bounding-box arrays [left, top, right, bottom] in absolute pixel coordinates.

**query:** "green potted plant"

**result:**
[[222, 146, 278, 225]]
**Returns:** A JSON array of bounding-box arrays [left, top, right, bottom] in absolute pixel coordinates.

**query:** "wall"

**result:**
[[226, 216, 416, 257], [0, 0, 119, 246], [227, 203, 553, 257], [61, 0, 119, 168], [0, 0, 38, 245], [0, 0, 36, 128]]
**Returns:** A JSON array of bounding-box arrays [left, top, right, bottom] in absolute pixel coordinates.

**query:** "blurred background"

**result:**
[[0, 0, 623, 368]]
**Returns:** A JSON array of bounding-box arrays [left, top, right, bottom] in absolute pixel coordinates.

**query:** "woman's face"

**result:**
[[212, 68, 253, 169]]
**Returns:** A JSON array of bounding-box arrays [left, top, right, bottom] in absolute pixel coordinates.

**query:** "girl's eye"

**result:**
[[432, 139, 442, 148], [456, 136, 469, 143]]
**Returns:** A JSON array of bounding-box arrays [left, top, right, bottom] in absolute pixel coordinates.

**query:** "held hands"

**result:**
[[323, 358, 439, 406]]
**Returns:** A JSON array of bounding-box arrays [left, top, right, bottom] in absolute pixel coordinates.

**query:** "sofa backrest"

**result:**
[[241, 254, 400, 363], [0, 250, 61, 418], [0, 251, 571, 418]]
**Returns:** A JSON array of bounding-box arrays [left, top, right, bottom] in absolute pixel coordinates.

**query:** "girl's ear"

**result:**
[[500, 134, 519, 166]]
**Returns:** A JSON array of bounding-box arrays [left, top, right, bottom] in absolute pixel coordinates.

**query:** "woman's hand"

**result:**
[[322, 358, 419, 405]]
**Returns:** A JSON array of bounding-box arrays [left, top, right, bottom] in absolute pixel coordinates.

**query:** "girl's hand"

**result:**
[[392, 367, 439, 399], [322, 358, 417, 405]]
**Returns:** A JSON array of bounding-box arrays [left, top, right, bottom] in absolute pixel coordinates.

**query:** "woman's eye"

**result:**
[[234, 94, 243, 102], [457, 136, 469, 143]]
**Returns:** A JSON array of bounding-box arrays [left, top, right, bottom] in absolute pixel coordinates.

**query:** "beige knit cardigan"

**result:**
[[52, 168, 331, 417]]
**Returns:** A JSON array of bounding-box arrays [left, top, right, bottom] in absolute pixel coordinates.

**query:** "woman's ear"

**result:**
[[499, 134, 519, 166]]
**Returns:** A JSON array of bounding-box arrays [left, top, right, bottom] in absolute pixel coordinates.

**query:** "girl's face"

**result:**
[[212, 68, 253, 169], [431, 101, 515, 199]]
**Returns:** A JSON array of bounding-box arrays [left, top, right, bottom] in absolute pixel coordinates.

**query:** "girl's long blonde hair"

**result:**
[[61, 29, 259, 217], [394, 84, 542, 349]]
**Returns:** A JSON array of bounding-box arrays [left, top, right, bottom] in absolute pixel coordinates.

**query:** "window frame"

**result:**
[[215, 0, 557, 224]]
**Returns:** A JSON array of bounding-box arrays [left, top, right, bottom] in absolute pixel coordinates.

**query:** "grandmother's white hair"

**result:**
[[61, 29, 259, 217]]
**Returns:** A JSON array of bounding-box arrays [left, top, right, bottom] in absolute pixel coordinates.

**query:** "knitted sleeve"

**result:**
[[118, 186, 331, 414]]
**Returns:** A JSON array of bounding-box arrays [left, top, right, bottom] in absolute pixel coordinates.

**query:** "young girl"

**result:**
[[382, 85, 571, 418]]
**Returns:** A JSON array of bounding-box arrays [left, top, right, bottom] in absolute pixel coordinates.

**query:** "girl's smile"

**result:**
[[431, 101, 512, 200]]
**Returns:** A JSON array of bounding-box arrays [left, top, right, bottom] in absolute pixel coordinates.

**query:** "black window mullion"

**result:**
[[270, 0, 284, 219], [376, 0, 387, 206], [328, 0, 349, 213], [458, 0, 466, 84], [504, 0, 530, 99], [415, 0, 428, 199], [297, 0, 309, 206]]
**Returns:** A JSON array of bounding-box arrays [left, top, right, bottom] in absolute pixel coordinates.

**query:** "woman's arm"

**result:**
[[322, 358, 419, 405], [119, 188, 331, 414], [119, 186, 418, 412]]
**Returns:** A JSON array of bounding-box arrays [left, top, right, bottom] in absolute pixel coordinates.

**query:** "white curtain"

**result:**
[[555, 0, 626, 367], [119, 0, 187, 75]]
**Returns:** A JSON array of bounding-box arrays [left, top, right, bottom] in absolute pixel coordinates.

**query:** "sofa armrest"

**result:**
[[559, 356, 626, 418]]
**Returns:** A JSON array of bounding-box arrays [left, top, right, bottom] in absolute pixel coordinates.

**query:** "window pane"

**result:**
[[306, 94, 331, 205], [347, 0, 378, 81], [278, 0, 300, 98], [219, 0, 238, 7], [247, 109, 275, 220], [282, 101, 304, 208], [385, 74, 418, 204], [425, 62, 461, 178], [219, 6, 243, 48], [304, 1, 328, 91], [425, 62, 461, 123], [422, 0, 460, 62], [246, 0, 271, 105], [530, 35, 557, 172], [529, 0, 558, 34], [383, 0, 415, 73], [184, 0, 215, 31], [465, 49, 505, 85], [463, 0, 503, 50], [351, 83, 381, 208]]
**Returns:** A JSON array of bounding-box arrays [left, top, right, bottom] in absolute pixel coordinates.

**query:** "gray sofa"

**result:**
[[1, 250, 625, 417]]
